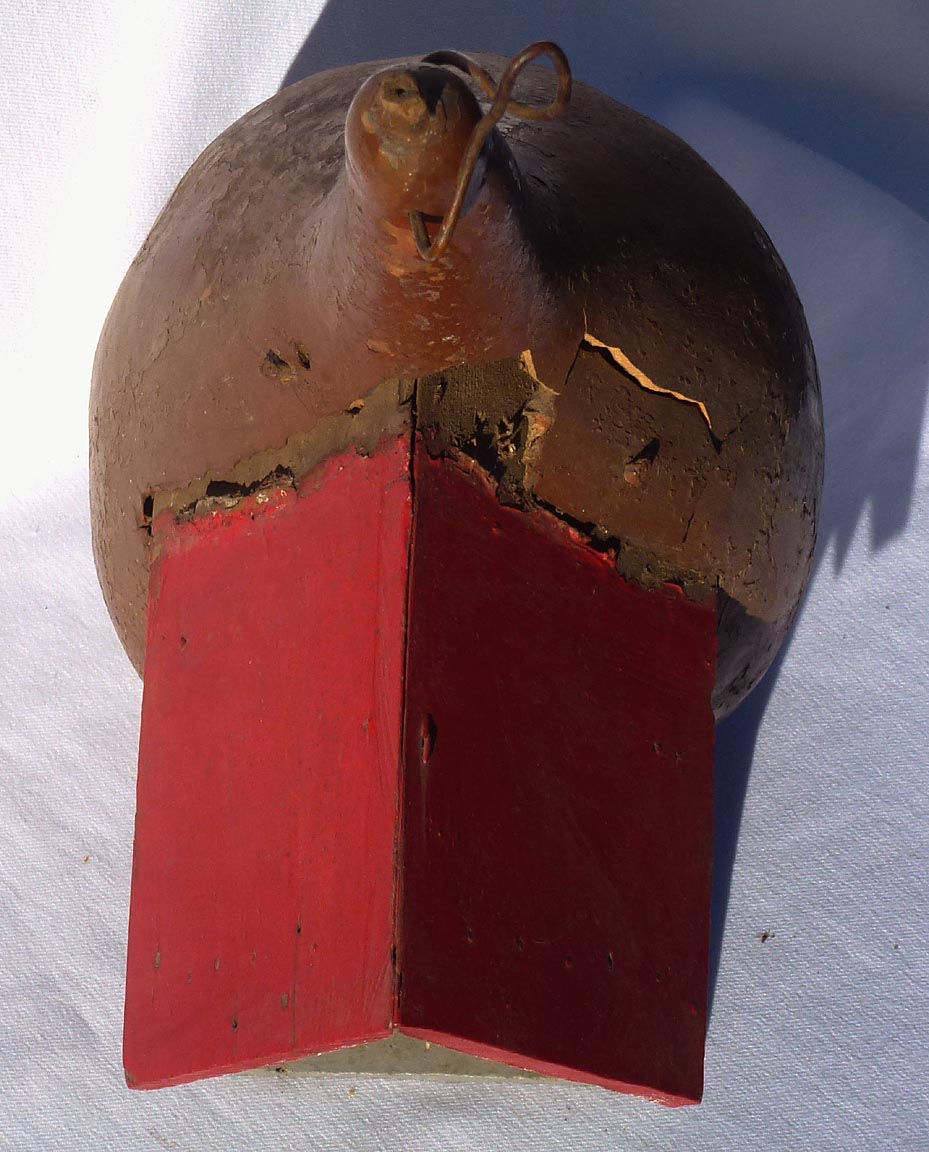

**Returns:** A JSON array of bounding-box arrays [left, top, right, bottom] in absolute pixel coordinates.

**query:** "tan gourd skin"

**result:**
[[90, 53, 823, 719]]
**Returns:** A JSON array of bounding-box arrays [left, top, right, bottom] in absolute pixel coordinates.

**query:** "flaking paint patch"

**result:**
[[414, 356, 560, 503], [582, 332, 716, 439]]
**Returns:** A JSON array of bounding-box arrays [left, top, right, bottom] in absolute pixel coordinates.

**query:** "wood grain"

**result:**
[[398, 447, 717, 1104], [124, 438, 411, 1088]]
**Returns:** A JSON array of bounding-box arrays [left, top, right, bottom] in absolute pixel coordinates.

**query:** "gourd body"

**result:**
[[90, 54, 823, 717]]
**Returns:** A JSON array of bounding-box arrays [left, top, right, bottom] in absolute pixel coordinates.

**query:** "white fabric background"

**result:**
[[2, 2, 928, 1148]]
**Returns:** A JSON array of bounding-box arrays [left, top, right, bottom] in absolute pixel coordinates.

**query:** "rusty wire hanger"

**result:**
[[408, 41, 571, 262]]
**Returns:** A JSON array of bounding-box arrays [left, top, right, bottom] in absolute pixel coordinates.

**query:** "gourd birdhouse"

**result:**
[[90, 44, 823, 1103]]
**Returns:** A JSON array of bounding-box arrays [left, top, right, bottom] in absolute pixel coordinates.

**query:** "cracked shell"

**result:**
[[90, 51, 823, 718]]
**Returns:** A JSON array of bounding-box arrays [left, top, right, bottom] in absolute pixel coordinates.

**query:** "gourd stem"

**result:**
[[408, 42, 571, 262]]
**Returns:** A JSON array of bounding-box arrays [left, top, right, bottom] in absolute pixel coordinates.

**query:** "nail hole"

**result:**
[[623, 438, 660, 486], [420, 713, 437, 765]]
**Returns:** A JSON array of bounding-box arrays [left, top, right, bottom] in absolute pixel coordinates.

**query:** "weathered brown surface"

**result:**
[[90, 51, 823, 716]]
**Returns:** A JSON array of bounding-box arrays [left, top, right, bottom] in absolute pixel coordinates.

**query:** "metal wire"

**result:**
[[408, 42, 571, 261]]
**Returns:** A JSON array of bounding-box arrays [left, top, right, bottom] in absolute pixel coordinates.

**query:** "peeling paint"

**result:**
[[415, 355, 558, 502], [583, 332, 716, 440]]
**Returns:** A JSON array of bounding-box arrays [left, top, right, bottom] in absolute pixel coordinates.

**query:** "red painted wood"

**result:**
[[124, 438, 411, 1088], [126, 431, 716, 1101], [397, 448, 717, 1105]]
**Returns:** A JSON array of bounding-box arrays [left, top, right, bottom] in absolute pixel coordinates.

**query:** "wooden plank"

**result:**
[[398, 447, 716, 1105], [125, 428, 716, 1099], [124, 438, 411, 1088]]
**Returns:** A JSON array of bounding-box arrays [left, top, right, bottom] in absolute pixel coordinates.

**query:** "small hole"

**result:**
[[295, 346, 312, 370], [205, 479, 245, 499], [232, 1016, 238, 1031], [142, 494, 154, 521], [606, 951, 614, 972], [179, 635, 188, 650], [420, 714, 437, 765], [266, 349, 288, 368], [630, 437, 660, 466], [465, 927, 475, 944]]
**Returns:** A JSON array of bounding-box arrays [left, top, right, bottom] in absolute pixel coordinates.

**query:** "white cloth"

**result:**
[[2, 3, 927, 1148]]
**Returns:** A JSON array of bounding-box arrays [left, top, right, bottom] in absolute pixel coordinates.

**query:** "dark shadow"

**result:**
[[709, 643, 785, 1009], [667, 77, 929, 1012], [676, 75, 929, 226], [659, 75, 929, 574], [279, 4, 929, 1019], [279, 0, 648, 92]]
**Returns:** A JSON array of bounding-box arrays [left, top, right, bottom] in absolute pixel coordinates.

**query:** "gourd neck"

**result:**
[[305, 61, 579, 391]]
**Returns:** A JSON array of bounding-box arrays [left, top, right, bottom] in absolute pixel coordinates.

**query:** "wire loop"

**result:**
[[408, 42, 571, 261]]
